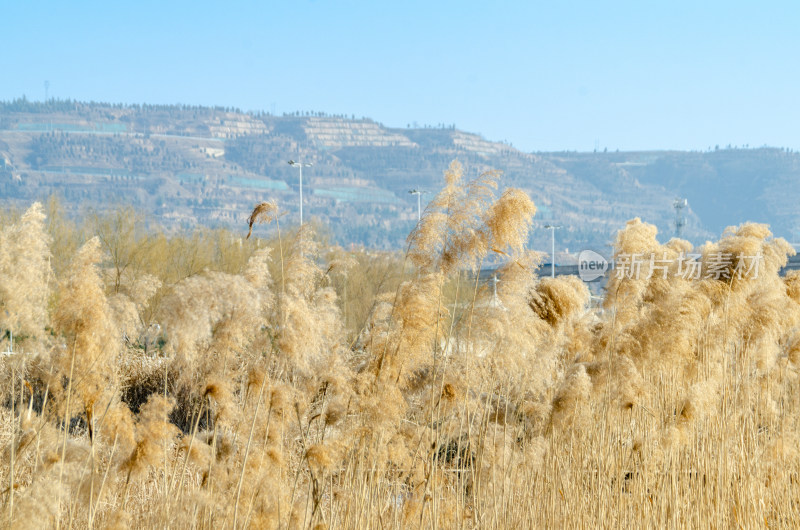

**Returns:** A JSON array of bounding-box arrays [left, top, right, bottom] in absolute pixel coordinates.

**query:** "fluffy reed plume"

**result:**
[[282, 223, 323, 296], [0, 202, 52, 341], [121, 394, 179, 481], [677, 378, 719, 427], [276, 286, 343, 376], [107, 294, 142, 343], [699, 224, 800, 371], [407, 160, 500, 274], [466, 252, 557, 397], [548, 364, 592, 431], [596, 220, 711, 377], [785, 269, 800, 304], [158, 270, 264, 363], [246, 200, 279, 239], [609, 355, 646, 409], [243, 247, 275, 331], [711, 222, 794, 290], [273, 224, 348, 381], [529, 276, 589, 327], [155, 269, 265, 432], [363, 272, 445, 389], [324, 246, 358, 283], [603, 217, 661, 321], [127, 272, 163, 313], [243, 246, 273, 289], [484, 188, 537, 253], [105, 270, 163, 343], [786, 331, 800, 367], [51, 237, 119, 430], [401, 162, 541, 376]]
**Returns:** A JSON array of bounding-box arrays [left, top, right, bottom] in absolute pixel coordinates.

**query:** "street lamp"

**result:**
[[543, 224, 561, 278], [408, 188, 427, 222], [288, 160, 312, 225]]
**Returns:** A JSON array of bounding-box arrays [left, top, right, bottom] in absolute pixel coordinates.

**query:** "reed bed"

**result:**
[[0, 161, 798, 528]]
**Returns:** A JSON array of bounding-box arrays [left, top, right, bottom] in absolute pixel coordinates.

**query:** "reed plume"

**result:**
[[246, 200, 279, 239], [51, 237, 119, 433], [0, 202, 52, 342]]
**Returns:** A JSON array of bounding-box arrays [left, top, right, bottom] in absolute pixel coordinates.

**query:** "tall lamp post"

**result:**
[[288, 160, 313, 225], [544, 224, 561, 278], [408, 188, 427, 222]]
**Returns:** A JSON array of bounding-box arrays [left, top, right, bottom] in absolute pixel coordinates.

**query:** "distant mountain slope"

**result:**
[[1, 99, 798, 250]]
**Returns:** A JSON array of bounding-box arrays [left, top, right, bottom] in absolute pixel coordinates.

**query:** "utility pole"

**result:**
[[544, 224, 561, 278], [288, 160, 313, 225]]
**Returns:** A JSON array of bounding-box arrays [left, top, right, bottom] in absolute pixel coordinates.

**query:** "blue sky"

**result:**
[[3, 1, 799, 152]]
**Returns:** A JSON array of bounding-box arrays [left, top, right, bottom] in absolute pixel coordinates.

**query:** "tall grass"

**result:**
[[0, 163, 798, 528]]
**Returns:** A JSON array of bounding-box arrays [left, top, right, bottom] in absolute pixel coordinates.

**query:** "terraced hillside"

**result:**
[[2, 98, 798, 249]]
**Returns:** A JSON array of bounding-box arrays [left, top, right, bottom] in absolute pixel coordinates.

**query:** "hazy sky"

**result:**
[[4, 1, 799, 152]]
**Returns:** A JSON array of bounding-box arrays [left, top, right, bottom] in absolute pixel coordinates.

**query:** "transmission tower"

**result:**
[[673, 198, 688, 238]]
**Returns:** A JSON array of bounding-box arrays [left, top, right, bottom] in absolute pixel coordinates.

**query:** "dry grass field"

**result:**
[[0, 161, 798, 528]]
